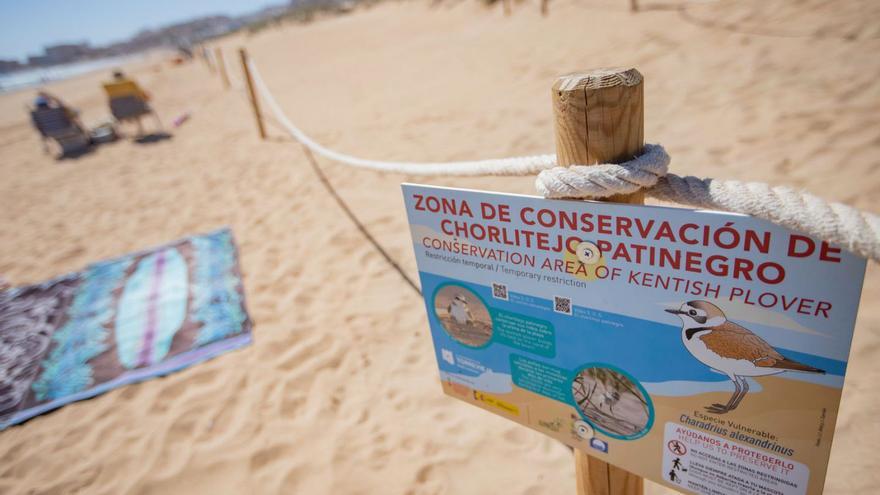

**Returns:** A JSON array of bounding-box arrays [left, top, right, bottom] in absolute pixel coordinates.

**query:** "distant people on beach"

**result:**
[[102, 70, 161, 136], [31, 91, 85, 128]]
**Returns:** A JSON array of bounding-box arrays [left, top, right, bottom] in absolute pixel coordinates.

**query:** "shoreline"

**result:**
[[0, 49, 164, 95]]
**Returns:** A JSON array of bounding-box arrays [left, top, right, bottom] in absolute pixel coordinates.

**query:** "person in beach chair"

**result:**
[[103, 70, 161, 136], [29, 92, 91, 157]]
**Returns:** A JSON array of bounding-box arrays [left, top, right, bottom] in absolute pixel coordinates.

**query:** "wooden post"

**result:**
[[239, 48, 266, 140], [541, 0, 549, 16], [551, 68, 645, 495], [204, 46, 215, 73], [215, 47, 230, 89]]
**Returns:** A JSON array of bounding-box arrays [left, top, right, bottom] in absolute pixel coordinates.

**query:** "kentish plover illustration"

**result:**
[[666, 300, 825, 414], [448, 294, 474, 326]]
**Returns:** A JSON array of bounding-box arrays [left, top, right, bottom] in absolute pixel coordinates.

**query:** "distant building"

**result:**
[[44, 42, 91, 64], [14, 8, 271, 72], [0, 59, 23, 73], [24, 42, 91, 68], [27, 55, 52, 67]]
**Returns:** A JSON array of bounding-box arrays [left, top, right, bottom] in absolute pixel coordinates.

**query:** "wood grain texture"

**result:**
[[608, 460, 644, 494], [552, 67, 644, 204], [575, 449, 608, 495], [552, 67, 646, 495], [551, 76, 590, 167]]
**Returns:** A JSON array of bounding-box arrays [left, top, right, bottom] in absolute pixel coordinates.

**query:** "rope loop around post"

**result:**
[[535, 144, 670, 199], [535, 143, 880, 261], [244, 56, 880, 262]]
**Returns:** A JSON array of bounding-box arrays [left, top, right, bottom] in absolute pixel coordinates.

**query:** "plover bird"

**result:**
[[448, 294, 473, 326], [599, 389, 621, 414], [666, 300, 824, 414]]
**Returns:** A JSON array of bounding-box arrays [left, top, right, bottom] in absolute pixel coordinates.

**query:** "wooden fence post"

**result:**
[[239, 48, 267, 140], [204, 46, 215, 73], [215, 47, 230, 89], [551, 67, 645, 495]]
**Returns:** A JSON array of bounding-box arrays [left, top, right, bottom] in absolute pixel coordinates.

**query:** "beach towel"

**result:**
[[0, 228, 252, 429]]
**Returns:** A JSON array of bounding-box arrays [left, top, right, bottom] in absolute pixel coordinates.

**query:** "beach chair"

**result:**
[[103, 80, 162, 134], [30, 107, 91, 157]]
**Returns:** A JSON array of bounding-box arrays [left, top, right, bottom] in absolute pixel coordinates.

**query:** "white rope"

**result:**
[[537, 152, 880, 261], [535, 144, 671, 198], [247, 60, 556, 176], [246, 59, 880, 261]]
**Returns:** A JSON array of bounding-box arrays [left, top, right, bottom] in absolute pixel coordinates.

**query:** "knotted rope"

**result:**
[[246, 59, 880, 262], [535, 144, 671, 199], [537, 145, 880, 261]]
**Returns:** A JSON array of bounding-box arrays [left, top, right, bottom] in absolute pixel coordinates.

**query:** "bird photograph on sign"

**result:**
[[434, 285, 494, 347], [571, 366, 651, 437]]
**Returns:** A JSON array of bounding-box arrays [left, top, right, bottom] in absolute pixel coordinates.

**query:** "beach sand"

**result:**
[[1, 0, 878, 493]]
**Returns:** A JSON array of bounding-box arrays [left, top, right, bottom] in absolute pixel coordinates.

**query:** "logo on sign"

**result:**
[[574, 420, 594, 440], [590, 438, 609, 453], [441, 348, 455, 365]]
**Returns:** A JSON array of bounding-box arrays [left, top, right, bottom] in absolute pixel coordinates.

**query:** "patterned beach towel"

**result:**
[[0, 228, 252, 429]]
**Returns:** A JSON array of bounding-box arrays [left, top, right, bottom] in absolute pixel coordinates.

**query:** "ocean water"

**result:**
[[0, 54, 145, 93]]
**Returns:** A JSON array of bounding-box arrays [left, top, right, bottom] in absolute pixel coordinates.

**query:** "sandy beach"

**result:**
[[1, 0, 878, 493]]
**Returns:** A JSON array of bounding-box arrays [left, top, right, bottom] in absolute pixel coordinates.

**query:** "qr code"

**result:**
[[554, 295, 572, 315], [492, 282, 508, 300]]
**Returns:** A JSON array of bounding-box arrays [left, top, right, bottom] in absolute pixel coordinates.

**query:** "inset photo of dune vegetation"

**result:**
[[572, 366, 652, 438], [433, 285, 493, 347]]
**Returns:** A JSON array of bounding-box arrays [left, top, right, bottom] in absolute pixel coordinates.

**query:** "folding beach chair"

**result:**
[[103, 80, 162, 135], [30, 107, 91, 157]]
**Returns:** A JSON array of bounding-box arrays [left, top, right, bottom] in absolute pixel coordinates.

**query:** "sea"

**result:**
[[0, 53, 147, 94]]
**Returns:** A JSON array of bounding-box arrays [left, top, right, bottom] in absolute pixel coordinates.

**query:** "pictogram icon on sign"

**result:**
[[667, 440, 687, 456]]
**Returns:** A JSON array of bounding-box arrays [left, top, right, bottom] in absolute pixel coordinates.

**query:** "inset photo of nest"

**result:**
[[572, 366, 652, 438]]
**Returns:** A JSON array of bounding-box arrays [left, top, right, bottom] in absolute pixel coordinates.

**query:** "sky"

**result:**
[[0, 0, 274, 61]]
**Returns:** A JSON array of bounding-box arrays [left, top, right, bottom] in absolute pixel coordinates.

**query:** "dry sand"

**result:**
[[1, 0, 878, 493]]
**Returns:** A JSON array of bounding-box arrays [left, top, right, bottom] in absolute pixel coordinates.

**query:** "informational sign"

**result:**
[[402, 184, 867, 495]]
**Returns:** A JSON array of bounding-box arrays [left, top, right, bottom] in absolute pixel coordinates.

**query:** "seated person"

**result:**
[[30, 91, 88, 152], [103, 70, 159, 136], [32, 91, 84, 126]]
